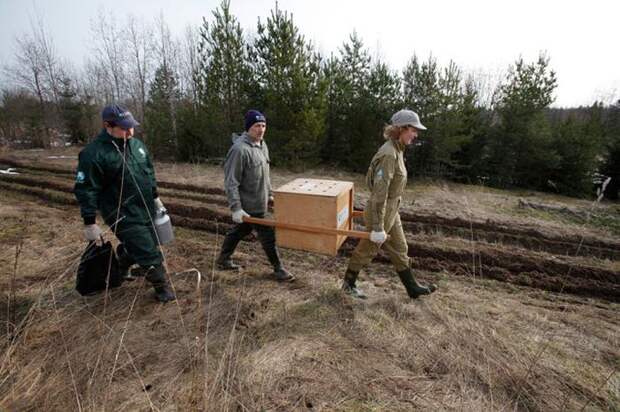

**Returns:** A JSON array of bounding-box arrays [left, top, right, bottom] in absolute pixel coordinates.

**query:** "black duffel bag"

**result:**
[[76, 240, 124, 296]]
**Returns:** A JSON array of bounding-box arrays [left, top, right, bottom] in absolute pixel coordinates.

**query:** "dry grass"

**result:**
[[0, 192, 618, 411], [1, 147, 619, 410]]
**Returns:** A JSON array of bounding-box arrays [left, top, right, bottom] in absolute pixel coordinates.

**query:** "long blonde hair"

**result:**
[[383, 124, 407, 141]]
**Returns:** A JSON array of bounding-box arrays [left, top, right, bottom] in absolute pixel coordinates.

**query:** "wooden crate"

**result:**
[[273, 178, 354, 256]]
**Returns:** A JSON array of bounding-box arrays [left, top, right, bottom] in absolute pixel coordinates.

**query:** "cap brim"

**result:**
[[117, 117, 140, 129], [395, 122, 427, 131]]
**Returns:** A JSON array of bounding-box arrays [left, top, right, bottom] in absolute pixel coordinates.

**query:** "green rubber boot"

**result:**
[[341, 269, 367, 299], [397, 268, 437, 299], [145, 265, 176, 303]]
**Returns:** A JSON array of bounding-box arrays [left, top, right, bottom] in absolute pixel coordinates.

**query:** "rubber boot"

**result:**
[[145, 265, 176, 303], [259, 231, 282, 270], [341, 269, 367, 299], [397, 268, 437, 299], [273, 266, 295, 282], [116, 244, 136, 281], [216, 235, 242, 271], [256, 229, 293, 281], [216, 254, 241, 271]]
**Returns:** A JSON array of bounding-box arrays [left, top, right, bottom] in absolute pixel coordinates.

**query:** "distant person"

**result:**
[[216, 110, 294, 282], [342, 109, 437, 299], [74, 104, 175, 302]]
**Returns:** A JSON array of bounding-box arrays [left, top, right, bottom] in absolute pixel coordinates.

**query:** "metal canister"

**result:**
[[154, 210, 174, 245]]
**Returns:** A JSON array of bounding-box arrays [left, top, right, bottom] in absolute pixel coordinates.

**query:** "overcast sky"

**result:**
[[1, 0, 618, 107]]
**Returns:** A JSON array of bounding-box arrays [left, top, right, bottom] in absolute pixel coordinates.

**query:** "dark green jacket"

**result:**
[[74, 130, 158, 227]]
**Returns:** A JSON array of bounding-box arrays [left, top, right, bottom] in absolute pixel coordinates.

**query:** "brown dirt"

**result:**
[[0, 193, 617, 411], [1, 161, 619, 304], [1, 155, 619, 412], [399, 212, 620, 260], [4, 156, 618, 257]]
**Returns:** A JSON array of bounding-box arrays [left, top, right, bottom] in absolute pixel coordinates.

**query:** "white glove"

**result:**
[[370, 230, 387, 245], [154, 197, 165, 213], [232, 209, 250, 224], [84, 224, 103, 241]]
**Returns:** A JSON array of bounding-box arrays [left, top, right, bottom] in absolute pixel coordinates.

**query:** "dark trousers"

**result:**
[[114, 223, 168, 286], [114, 222, 163, 268], [218, 213, 282, 270]]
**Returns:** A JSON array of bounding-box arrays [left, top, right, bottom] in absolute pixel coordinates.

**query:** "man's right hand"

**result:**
[[370, 230, 387, 245], [232, 209, 250, 224], [84, 224, 103, 241]]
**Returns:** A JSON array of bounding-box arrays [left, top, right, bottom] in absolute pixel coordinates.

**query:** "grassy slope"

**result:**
[[0, 148, 618, 411]]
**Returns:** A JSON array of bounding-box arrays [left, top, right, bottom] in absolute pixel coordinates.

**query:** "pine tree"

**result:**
[[322, 35, 366, 166], [447, 76, 490, 183], [601, 99, 620, 199], [323, 33, 400, 171], [325, 33, 372, 170], [487, 53, 558, 189], [176, 98, 209, 162], [321, 54, 348, 163], [145, 64, 180, 159], [357, 60, 401, 168], [252, 4, 326, 166], [196, 0, 253, 156], [403, 55, 478, 179], [548, 104, 603, 197], [58, 77, 86, 144]]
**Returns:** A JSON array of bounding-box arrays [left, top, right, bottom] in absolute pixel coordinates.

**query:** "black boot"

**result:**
[[116, 244, 136, 281], [341, 269, 367, 299], [257, 226, 282, 269], [397, 268, 437, 299], [145, 265, 176, 303], [255, 225, 293, 281], [273, 266, 295, 282], [216, 231, 243, 271], [216, 255, 241, 271]]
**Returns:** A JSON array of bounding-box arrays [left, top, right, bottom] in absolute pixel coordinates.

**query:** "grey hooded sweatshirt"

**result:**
[[223, 132, 273, 215]]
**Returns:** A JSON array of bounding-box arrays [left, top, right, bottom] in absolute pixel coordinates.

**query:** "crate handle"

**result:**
[[243, 216, 371, 240]]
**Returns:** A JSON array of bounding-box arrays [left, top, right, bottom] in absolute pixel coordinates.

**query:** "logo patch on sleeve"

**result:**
[[376, 169, 384, 180], [138, 147, 146, 157], [76, 171, 85, 183]]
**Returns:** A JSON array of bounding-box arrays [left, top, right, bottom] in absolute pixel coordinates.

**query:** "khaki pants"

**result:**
[[347, 213, 409, 273]]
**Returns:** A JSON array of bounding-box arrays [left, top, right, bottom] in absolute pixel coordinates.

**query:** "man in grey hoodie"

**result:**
[[215, 110, 294, 281]]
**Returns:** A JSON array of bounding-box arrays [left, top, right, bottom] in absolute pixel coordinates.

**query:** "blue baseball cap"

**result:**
[[102, 104, 140, 129]]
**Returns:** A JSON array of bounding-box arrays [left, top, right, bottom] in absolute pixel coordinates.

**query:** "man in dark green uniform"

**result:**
[[74, 104, 175, 302]]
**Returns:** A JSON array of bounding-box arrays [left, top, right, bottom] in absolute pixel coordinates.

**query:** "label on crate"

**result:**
[[337, 206, 349, 228]]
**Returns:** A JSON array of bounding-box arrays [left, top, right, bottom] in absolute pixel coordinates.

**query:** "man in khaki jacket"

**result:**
[[343, 109, 437, 299]]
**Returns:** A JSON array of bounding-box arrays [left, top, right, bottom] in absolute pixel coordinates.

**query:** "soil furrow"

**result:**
[[4, 165, 618, 259], [1, 171, 618, 302]]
